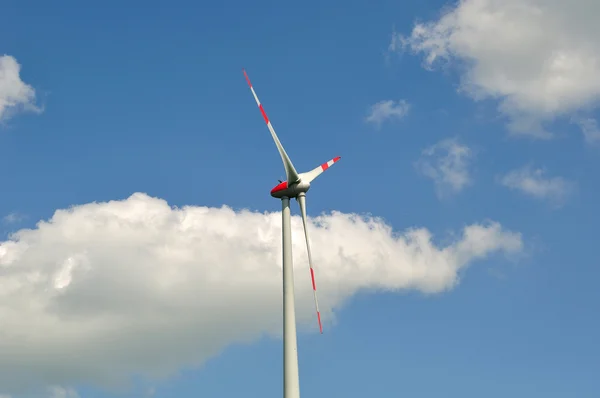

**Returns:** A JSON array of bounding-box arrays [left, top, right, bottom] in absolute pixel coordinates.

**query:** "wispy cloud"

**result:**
[[572, 117, 600, 144], [416, 138, 473, 198], [48, 386, 79, 398], [3, 212, 25, 224], [500, 165, 575, 208], [365, 99, 410, 127], [0, 55, 41, 123]]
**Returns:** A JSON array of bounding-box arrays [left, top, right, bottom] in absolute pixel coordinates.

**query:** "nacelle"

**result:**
[[270, 179, 311, 199]]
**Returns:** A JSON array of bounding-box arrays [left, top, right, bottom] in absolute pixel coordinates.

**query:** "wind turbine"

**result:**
[[243, 69, 341, 398]]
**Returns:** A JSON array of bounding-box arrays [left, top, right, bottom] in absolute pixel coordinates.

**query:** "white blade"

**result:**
[[299, 156, 342, 184], [243, 69, 300, 185], [296, 194, 323, 334]]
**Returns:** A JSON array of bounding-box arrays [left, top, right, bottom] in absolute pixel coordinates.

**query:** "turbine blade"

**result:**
[[299, 156, 341, 184], [243, 69, 300, 185], [296, 194, 323, 334]]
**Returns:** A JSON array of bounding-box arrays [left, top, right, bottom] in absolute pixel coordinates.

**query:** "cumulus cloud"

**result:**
[[0, 193, 523, 395], [365, 99, 410, 127], [416, 138, 473, 198], [500, 165, 575, 207], [0, 55, 40, 122], [395, 0, 600, 139]]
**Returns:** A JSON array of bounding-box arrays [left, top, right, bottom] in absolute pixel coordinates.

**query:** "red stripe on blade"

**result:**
[[243, 69, 252, 87], [259, 104, 269, 124], [310, 268, 317, 290], [317, 312, 323, 334]]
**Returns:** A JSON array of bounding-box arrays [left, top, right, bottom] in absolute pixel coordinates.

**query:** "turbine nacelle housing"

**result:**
[[271, 179, 311, 199], [271, 156, 342, 198]]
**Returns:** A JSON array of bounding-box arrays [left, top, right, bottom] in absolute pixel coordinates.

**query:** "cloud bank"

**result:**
[[0, 193, 523, 395], [0, 55, 40, 122], [395, 0, 600, 139]]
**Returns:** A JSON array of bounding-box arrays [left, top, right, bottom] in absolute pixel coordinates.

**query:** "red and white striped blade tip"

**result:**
[[321, 156, 341, 171]]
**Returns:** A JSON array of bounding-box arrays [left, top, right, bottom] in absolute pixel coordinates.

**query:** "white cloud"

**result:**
[[572, 117, 600, 144], [0, 193, 523, 395], [365, 99, 410, 126], [416, 138, 473, 198], [0, 55, 40, 123], [500, 165, 575, 207], [395, 0, 600, 139]]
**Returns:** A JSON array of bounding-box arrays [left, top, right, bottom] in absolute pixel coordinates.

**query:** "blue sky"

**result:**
[[1, 0, 599, 397]]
